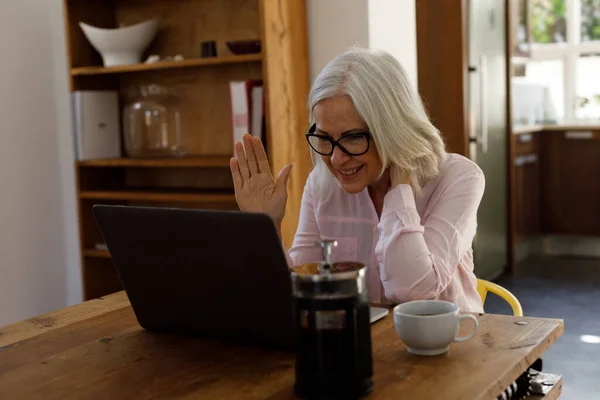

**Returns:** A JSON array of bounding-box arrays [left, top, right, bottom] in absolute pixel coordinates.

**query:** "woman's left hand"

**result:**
[[390, 165, 411, 189]]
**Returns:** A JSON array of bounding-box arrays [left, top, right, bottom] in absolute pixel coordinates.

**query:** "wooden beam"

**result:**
[[261, 0, 312, 248]]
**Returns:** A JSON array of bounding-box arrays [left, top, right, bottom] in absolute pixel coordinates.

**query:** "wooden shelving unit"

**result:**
[[77, 156, 232, 168], [62, 0, 311, 300], [71, 54, 262, 76], [79, 190, 236, 203]]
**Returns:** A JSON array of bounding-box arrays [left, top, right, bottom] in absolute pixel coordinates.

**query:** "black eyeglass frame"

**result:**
[[305, 123, 372, 156]]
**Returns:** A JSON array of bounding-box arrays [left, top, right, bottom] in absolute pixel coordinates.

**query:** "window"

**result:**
[[531, 0, 567, 43], [575, 53, 600, 118], [527, 0, 600, 119], [580, 0, 600, 41], [526, 59, 565, 117]]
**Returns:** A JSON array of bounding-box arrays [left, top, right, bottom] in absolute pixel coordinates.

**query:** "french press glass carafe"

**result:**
[[290, 240, 374, 399]]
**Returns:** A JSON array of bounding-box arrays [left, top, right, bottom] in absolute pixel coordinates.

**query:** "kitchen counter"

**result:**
[[513, 120, 600, 135], [511, 121, 600, 253]]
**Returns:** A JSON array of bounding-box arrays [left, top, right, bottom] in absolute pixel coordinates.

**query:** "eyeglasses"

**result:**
[[305, 123, 372, 156]]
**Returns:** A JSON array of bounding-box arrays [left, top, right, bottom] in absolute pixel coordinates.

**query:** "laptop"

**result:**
[[92, 205, 388, 351]]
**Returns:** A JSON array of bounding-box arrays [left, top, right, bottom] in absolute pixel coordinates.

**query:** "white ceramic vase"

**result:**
[[79, 19, 159, 67]]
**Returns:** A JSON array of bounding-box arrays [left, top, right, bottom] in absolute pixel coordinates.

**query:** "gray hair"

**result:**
[[308, 47, 447, 195]]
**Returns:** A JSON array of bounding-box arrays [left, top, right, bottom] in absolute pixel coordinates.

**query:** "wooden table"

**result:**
[[0, 291, 564, 399]]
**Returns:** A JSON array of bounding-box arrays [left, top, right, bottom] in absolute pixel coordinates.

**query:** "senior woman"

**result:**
[[230, 47, 484, 313]]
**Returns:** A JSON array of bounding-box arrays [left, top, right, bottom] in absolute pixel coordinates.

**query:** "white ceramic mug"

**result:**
[[393, 300, 479, 356]]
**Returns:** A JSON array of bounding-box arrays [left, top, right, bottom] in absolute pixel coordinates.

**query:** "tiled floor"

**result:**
[[484, 255, 600, 400]]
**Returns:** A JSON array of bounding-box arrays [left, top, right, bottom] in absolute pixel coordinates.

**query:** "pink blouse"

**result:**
[[287, 153, 485, 313]]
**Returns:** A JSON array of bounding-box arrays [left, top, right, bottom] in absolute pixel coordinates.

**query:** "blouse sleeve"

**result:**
[[287, 173, 322, 266], [375, 169, 485, 302]]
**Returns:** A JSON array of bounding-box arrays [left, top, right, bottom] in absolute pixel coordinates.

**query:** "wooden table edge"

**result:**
[[0, 291, 130, 348], [483, 317, 564, 400]]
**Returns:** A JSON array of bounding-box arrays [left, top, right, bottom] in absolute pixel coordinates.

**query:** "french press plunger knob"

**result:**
[[316, 239, 337, 274]]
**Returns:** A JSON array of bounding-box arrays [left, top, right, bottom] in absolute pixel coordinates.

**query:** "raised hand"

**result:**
[[230, 134, 292, 227]]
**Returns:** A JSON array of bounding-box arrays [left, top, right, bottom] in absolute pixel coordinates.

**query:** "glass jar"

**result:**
[[123, 84, 188, 157]]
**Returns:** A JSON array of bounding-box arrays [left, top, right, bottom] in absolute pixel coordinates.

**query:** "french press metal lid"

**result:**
[[290, 239, 368, 300]]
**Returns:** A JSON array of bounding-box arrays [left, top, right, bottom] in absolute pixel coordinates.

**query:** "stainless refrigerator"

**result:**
[[467, 0, 508, 280]]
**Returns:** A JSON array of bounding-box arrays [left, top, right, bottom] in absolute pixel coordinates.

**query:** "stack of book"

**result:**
[[229, 80, 265, 151]]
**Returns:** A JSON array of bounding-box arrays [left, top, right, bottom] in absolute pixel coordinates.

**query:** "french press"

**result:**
[[290, 240, 374, 399]]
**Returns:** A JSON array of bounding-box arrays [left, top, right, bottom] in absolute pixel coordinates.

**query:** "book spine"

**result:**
[[229, 81, 250, 152], [71, 92, 84, 161]]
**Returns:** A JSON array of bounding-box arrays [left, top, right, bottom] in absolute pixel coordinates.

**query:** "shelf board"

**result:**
[[71, 54, 262, 76], [83, 249, 111, 259], [77, 156, 232, 168], [79, 190, 236, 203]]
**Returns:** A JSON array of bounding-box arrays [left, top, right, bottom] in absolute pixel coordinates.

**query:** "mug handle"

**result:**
[[453, 314, 479, 342]]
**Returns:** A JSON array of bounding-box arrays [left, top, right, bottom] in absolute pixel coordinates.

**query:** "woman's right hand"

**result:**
[[230, 134, 292, 228]]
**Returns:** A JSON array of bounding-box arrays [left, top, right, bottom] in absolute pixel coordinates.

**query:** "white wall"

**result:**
[[306, 0, 370, 80], [48, 0, 83, 309], [368, 0, 417, 87], [0, 0, 81, 326], [307, 0, 417, 84]]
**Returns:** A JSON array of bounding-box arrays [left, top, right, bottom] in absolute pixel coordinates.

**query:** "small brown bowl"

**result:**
[[226, 40, 261, 55]]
